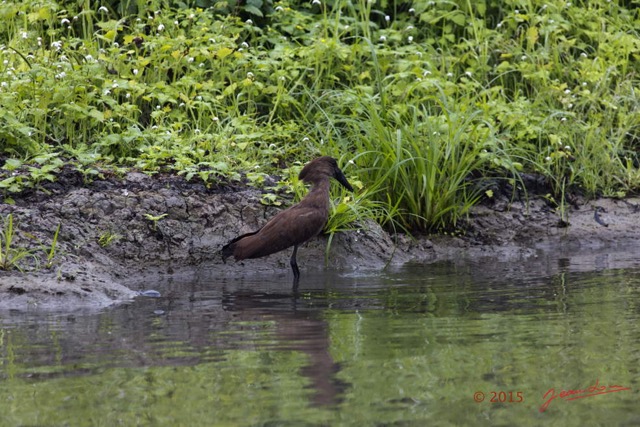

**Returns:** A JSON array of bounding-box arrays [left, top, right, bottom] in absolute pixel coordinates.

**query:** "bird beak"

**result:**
[[335, 168, 354, 192]]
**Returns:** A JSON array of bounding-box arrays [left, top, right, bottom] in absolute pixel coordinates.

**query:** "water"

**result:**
[[1, 248, 640, 426]]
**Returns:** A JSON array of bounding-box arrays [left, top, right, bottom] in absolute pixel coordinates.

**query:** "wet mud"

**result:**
[[1, 169, 639, 309]]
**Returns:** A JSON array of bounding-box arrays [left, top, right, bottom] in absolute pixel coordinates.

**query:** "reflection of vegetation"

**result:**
[[0, 269, 638, 425]]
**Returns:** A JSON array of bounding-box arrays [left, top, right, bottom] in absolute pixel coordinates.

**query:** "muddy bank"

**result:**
[[1, 170, 639, 309]]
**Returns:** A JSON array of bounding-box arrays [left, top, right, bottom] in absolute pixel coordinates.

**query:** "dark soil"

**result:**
[[1, 168, 639, 309]]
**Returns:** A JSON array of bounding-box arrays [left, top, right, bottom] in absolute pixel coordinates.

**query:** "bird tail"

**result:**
[[220, 229, 260, 261], [220, 242, 235, 261]]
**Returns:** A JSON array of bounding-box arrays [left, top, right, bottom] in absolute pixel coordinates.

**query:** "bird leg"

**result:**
[[290, 245, 300, 288]]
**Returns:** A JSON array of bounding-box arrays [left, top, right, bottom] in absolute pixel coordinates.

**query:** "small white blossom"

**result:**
[[189, 14, 195, 19], [98, 6, 108, 13], [409, 8, 415, 13], [1, 82, 8, 87], [104, 89, 111, 95], [564, 89, 571, 94], [61, 18, 70, 25], [179, 102, 185, 107], [581, 52, 587, 58], [549, 19, 555, 23], [312, 0, 321, 4], [568, 103, 573, 108], [85, 54, 94, 61], [241, 41, 249, 48], [521, 55, 527, 60], [196, 95, 202, 101], [446, 72, 453, 77], [213, 116, 219, 122], [112, 82, 118, 88], [545, 156, 552, 162], [133, 69, 139, 75], [379, 35, 387, 42], [275, 6, 284, 11], [423, 70, 431, 76], [174, 20, 179, 26], [408, 36, 413, 42], [247, 71, 254, 79], [465, 71, 472, 77], [187, 57, 194, 63], [126, 93, 131, 99], [564, 145, 571, 151], [497, 22, 503, 28], [582, 82, 587, 86], [561, 117, 567, 122], [406, 25, 414, 31], [51, 41, 62, 50], [21, 32, 28, 39], [157, 24, 165, 32], [246, 19, 253, 24], [385, 15, 391, 22]]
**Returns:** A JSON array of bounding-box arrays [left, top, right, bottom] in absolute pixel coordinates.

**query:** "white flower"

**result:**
[[275, 6, 284, 11], [104, 89, 111, 95], [189, 14, 195, 19], [194, 129, 201, 134], [112, 82, 118, 88], [408, 36, 413, 42], [379, 35, 387, 42], [465, 71, 472, 77], [247, 71, 254, 79], [385, 15, 391, 22], [213, 116, 219, 121], [582, 82, 587, 86], [51, 41, 62, 50], [545, 156, 552, 162], [312, 0, 321, 4], [549, 19, 555, 23], [580, 52, 587, 58], [196, 95, 202, 101], [187, 57, 194, 63], [246, 19, 253, 24], [85, 54, 94, 61], [98, 6, 108, 13], [126, 93, 131, 99], [61, 18, 70, 25], [302, 137, 310, 142], [157, 24, 165, 32], [568, 103, 573, 108], [1, 82, 8, 87], [409, 8, 415, 13], [564, 89, 571, 94], [446, 72, 453, 77], [241, 41, 249, 48], [133, 69, 139, 75], [406, 25, 414, 31], [174, 21, 179, 26], [179, 102, 185, 107], [564, 146, 571, 151], [423, 70, 431, 76], [561, 117, 567, 122]]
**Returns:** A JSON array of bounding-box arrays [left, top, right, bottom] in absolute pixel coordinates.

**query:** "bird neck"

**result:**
[[302, 179, 331, 207]]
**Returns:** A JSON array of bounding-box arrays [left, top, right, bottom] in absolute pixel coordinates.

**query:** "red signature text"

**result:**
[[540, 379, 631, 412]]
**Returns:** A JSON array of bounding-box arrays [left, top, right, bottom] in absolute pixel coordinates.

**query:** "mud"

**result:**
[[1, 168, 639, 310]]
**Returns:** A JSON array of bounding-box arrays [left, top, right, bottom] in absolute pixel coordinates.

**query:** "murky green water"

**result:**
[[1, 248, 640, 426]]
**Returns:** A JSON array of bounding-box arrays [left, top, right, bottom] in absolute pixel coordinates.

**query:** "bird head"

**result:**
[[299, 156, 354, 191]]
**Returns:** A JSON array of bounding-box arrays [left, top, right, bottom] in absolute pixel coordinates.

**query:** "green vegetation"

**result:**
[[1, 0, 639, 232], [0, 213, 62, 272]]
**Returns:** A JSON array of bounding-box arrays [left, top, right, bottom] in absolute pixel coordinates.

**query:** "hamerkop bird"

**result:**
[[221, 156, 354, 286]]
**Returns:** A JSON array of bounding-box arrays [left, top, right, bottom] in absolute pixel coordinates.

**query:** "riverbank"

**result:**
[[1, 170, 639, 310]]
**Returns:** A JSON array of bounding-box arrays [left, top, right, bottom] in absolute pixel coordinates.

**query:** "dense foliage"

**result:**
[[1, 0, 639, 231]]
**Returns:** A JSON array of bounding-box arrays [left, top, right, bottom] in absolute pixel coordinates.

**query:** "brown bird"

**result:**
[[221, 156, 354, 286]]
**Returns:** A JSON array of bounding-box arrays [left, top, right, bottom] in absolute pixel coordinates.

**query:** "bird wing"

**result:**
[[231, 204, 328, 260]]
